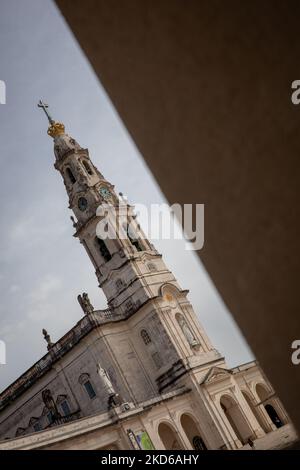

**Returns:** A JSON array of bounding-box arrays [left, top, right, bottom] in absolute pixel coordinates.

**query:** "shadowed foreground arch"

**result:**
[[158, 422, 183, 450]]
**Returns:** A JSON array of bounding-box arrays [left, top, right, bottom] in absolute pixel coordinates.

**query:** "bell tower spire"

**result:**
[[38, 103, 217, 381], [37, 101, 163, 315]]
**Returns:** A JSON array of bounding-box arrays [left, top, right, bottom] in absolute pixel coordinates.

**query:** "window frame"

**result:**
[[141, 329, 152, 345], [60, 399, 71, 416], [83, 379, 97, 400], [66, 166, 76, 184]]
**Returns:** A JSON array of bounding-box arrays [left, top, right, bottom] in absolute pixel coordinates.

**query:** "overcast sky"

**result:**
[[0, 0, 253, 391]]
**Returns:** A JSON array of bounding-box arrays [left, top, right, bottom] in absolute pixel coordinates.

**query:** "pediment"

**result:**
[[201, 366, 231, 384], [159, 282, 189, 299]]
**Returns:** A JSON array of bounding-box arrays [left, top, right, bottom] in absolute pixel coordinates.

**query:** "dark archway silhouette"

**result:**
[[265, 404, 283, 428], [256, 383, 284, 429], [66, 167, 76, 184], [180, 414, 207, 450]]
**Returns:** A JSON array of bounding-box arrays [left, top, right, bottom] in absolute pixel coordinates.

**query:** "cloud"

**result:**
[[0, 320, 26, 344], [9, 285, 20, 294], [27, 274, 63, 321], [9, 213, 68, 247]]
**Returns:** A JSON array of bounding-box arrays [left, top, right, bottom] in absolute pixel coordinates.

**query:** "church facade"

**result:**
[[0, 107, 294, 450]]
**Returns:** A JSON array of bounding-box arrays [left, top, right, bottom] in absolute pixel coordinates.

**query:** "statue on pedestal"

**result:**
[[42, 329, 53, 351], [97, 364, 115, 396], [96, 363, 123, 408], [77, 292, 94, 315]]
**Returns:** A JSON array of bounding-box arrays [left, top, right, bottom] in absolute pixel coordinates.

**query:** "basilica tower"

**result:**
[[38, 101, 222, 396]]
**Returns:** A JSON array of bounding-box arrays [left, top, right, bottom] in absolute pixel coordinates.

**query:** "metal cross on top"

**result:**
[[38, 99, 55, 125]]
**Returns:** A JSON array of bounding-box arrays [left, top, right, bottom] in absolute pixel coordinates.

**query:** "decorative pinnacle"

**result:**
[[42, 328, 54, 350], [37, 100, 65, 138]]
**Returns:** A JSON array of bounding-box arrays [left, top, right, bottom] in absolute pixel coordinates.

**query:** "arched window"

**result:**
[[79, 373, 96, 399], [82, 159, 93, 175], [66, 167, 76, 184], [56, 395, 71, 416], [78, 372, 90, 385], [141, 329, 151, 345], [60, 400, 71, 416], [56, 394, 67, 405], [126, 224, 143, 252], [96, 237, 112, 262], [83, 380, 96, 399]]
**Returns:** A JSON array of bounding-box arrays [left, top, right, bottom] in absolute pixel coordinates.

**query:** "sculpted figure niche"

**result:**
[[177, 313, 199, 349]]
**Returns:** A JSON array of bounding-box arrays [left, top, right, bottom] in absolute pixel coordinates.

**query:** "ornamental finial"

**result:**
[[37, 100, 65, 138], [38, 100, 54, 124]]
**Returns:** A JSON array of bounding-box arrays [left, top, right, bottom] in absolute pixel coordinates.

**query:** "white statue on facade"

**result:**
[[97, 364, 115, 396], [178, 315, 198, 348]]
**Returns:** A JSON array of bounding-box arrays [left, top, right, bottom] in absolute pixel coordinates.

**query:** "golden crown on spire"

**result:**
[[38, 100, 65, 138], [47, 122, 65, 138]]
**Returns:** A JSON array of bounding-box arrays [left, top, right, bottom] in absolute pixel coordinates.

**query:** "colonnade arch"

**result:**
[[220, 394, 253, 445], [256, 384, 284, 429], [180, 413, 207, 450], [157, 422, 184, 450], [241, 391, 270, 433]]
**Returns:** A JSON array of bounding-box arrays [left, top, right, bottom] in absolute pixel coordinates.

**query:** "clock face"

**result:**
[[99, 186, 112, 200], [78, 197, 88, 211]]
